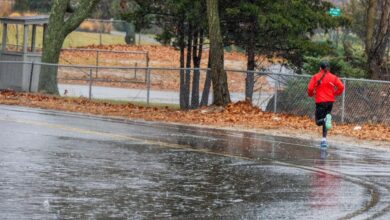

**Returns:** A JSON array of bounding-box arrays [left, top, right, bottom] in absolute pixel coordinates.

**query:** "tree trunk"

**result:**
[[138, 30, 142, 45], [365, 0, 377, 55], [365, 0, 390, 79], [184, 23, 193, 109], [191, 30, 203, 108], [39, 0, 101, 94], [206, 0, 231, 106], [245, 16, 257, 102], [387, 40, 390, 76], [178, 20, 186, 109], [368, 56, 382, 79], [39, 32, 66, 94], [245, 46, 255, 102], [200, 54, 212, 107]]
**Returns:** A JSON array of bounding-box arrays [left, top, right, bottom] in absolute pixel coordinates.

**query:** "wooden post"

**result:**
[[43, 24, 48, 47], [31, 25, 37, 52], [1, 23, 7, 51], [23, 25, 29, 53]]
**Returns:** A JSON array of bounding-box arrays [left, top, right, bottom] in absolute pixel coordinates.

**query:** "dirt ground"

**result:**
[[1, 90, 389, 151]]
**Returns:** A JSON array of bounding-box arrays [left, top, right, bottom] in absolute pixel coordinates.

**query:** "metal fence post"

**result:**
[[146, 67, 151, 106], [89, 68, 93, 100], [134, 62, 138, 79], [145, 52, 150, 83], [28, 62, 35, 92], [341, 78, 347, 123], [273, 75, 278, 113], [99, 21, 103, 46], [96, 50, 99, 78]]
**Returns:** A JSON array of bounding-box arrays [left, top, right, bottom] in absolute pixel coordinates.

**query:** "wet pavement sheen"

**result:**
[[0, 105, 389, 219]]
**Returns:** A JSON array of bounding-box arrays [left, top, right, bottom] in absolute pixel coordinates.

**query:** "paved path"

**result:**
[[58, 84, 273, 109], [0, 105, 389, 219]]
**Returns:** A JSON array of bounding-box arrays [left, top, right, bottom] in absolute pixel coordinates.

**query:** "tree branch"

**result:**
[[63, 0, 101, 35]]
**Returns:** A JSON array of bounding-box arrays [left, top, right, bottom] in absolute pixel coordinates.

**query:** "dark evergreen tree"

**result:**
[[222, 0, 343, 100], [121, 0, 208, 109]]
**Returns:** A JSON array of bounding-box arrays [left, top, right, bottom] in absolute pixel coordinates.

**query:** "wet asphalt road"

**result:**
[[0, 105, 389, 219]]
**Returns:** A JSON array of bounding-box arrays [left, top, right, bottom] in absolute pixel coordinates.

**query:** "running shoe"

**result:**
[[320, 148, 328, 159], [325, 114, 332, 130], [320, 140, 328, 148]]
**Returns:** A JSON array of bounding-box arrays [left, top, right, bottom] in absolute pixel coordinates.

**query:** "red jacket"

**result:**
[[307, 70, 344, 103]]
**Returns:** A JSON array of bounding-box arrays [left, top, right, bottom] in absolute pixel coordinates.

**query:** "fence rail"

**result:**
[[1, 60, 390, 125]]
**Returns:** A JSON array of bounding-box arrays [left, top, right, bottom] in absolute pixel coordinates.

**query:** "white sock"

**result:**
[[322, 138, 327, 142]]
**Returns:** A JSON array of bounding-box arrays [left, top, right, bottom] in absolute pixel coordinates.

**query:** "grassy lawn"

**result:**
[[64, 31, 126, 48], [0, 26, 127, 49]]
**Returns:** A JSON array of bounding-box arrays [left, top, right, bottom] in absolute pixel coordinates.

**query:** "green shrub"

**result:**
[[303, 56, 366, 78]]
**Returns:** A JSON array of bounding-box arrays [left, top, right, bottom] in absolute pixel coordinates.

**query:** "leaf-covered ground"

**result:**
[[58, 45, 274, 92], [1, 90, 389, 145], [60, 45, 250, 68]]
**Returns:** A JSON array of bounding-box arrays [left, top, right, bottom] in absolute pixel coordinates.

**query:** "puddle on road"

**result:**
[[0, 136, 368, 219]]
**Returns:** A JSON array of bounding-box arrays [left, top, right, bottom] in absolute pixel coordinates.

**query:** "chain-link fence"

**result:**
[[66, 19, 135, 47], [260, 72, 390, 125], [60, 48, 149, 67], [66, 19, 159, 47], [1, 61, 390, 125]]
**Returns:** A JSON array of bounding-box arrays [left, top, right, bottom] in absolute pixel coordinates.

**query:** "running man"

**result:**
[[307, 61, 344, 148]]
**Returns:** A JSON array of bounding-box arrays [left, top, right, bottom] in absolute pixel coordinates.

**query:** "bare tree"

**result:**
[[39, 0, 101, 94]]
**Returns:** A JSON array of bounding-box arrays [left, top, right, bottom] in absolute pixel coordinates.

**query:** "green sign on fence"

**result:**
[[328, 7, 341, 17]]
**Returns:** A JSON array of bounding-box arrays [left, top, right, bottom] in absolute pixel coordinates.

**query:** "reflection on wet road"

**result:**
[[0, 105, 389, 219]]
